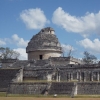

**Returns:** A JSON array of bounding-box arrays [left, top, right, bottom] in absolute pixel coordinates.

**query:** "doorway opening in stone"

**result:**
[[39, 55, 43, 60]]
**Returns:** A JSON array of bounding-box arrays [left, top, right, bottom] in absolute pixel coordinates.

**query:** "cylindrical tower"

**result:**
[[26, 27, 62, 60]]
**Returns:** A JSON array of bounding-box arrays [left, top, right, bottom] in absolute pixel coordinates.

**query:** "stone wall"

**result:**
[[23, 65, 100, 82], [0, 59, 17, 63], [49, 57, 84, 65], [77, 82, 100, 95], [0, 68, 20, 92], [23, 70, 47, 80], [7, 82, 100, 95], [13, 68, 23, 82], [48, 82, 74, 95], [8, 82, 48, 94], [50, 57, 69, 65], [28, 51, 61, 60], [8, 82, 75, 95], [23, 69, 53, 81]]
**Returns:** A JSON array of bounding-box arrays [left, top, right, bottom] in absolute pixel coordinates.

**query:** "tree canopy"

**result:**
[[0, 47, 20, 59], [83, 51, 97, 64]]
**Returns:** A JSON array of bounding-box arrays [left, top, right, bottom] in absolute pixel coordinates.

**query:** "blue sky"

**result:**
[[0, 0, 100, 60]]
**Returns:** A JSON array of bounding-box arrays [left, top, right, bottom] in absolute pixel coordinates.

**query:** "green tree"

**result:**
[[83, 51, 97, 64], [0, 47, 20, 59]]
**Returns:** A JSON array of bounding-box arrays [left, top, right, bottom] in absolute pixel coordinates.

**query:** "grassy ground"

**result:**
[[1, 92, 100, 100], [0, 98, 100, 100], [0, 92, 7, 97]]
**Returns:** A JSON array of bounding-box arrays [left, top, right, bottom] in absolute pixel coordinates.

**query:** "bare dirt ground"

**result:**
[[0, 98, 100, 100]]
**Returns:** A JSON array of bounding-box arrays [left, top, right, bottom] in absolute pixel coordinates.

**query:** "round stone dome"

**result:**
[[26, 27, 62, 60]]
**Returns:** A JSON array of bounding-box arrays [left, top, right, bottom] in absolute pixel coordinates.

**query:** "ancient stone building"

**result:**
[[26, 27, 62, 60], [1, 27, 100, 96]]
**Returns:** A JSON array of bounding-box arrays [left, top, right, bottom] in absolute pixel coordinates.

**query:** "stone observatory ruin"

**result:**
[[26, 27, 62, 60], [0, 27, 100, 96]]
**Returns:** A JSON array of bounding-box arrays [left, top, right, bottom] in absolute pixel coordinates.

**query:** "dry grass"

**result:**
[[0, 98, 100, 100], [1, 92, 100, 100]]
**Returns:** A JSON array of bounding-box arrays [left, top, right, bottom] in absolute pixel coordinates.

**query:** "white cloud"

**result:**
[[14, 48, 27, 60], [52, 7, 100, 37], [0, 34, 28, 48], [78, 38, 100, 53], [61, 44, 74, 52], [0, 39, 6, 46], [12, 34, 28, 47], [4, 38, 12, 44], [20, 8, 49, 29]]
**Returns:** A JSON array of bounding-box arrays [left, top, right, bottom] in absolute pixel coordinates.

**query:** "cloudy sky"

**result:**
[[0, 0, 100, 60]]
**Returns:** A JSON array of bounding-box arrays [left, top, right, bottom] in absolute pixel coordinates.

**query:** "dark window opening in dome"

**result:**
[[39, 55, 43, 60]]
